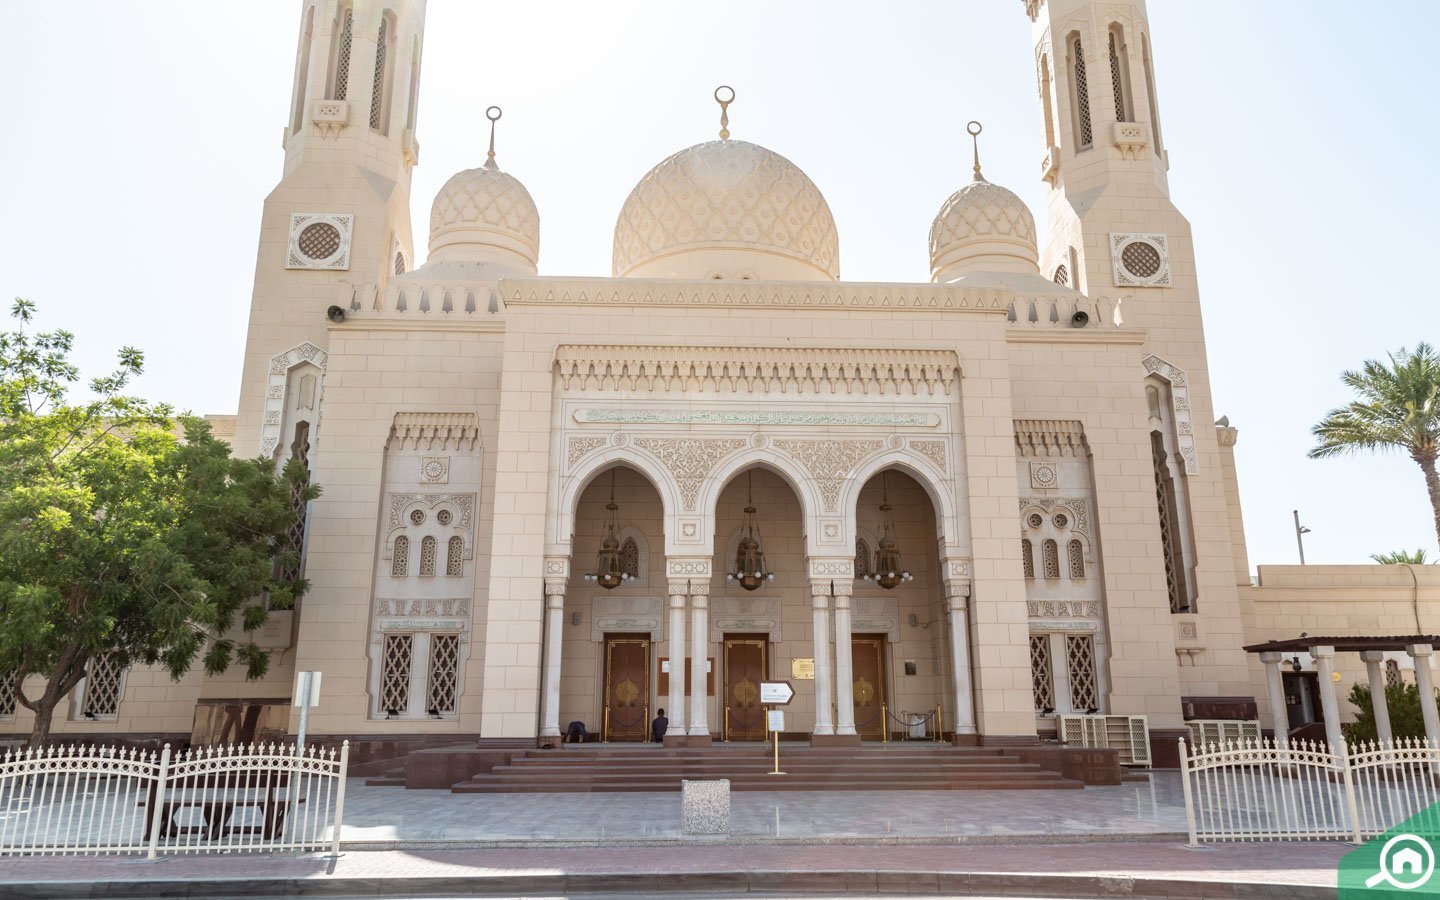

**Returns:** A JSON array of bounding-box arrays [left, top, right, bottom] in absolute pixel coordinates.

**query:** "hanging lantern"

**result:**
[[869, 472, 913, 590], [584, 471, 633, 590], [726, 470, 774, 592]]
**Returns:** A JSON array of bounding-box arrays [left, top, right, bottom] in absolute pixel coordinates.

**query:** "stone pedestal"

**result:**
[[681, 779, 730, 835]]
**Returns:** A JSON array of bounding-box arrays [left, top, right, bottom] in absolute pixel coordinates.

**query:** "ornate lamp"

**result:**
[[584, 470, 633, 590], [726, 470, 774, 592], [868, 473, 914, 590]]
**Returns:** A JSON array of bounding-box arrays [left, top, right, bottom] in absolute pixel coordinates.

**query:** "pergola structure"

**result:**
[[1244, 636, 1440, 752]]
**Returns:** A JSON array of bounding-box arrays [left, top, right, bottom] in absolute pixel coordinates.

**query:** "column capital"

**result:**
[[544, 579, 568, 598], [666, 557, 712, 579], [1410, 644, 1435, 658], [1360, 650, 1388, 664], [1258, 651, 1284, 664], [667, 581, 691, 598], [807, 557, 853, 580], [810, 580, 831, 607], [1311, 644, 1336, 659], [544, 593, 565, 610], [543, 555, 571, 580], [831, 580, 854, 599], [688, 582, 710, 598]]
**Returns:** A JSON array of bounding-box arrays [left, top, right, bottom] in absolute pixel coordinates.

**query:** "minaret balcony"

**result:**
[[310, 99, 350, 138], [1112, 121, 1149, 161], [1040, 145, 1060, 185]]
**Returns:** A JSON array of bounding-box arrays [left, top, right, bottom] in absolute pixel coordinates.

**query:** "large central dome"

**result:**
[[612, 139, 839, 281]]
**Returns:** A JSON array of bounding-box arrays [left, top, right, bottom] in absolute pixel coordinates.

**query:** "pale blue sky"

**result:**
[[2, 2, 1435, 571]]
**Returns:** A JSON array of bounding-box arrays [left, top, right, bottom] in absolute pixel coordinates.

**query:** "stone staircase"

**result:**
[[447, 743, 1084, 793]]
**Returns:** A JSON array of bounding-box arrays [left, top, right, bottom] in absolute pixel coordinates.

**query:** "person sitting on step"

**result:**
[[652, 708, 668, 743]]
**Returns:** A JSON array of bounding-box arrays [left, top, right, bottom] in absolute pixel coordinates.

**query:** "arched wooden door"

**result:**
[[604, 634, 650, 741], [723, 634, 768, 740]]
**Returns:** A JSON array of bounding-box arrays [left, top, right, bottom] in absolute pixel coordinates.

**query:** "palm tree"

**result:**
[[1310, 343, 1440, 551], [1371, 549, 1429, 565]]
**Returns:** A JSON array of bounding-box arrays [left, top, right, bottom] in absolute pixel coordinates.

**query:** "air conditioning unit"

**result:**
[[1058, 713, 1151, 766]]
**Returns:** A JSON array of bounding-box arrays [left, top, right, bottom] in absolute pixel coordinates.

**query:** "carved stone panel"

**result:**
[[591, 595, 665, 642], [709, 595, 783, 643]]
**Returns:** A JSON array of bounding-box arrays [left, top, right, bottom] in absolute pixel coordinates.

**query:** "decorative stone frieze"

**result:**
[[388, 413, 480, 452], [506, 278, 1015, 314], [575, 408, 939, 428], [1018, 497, 1092, 540], [774, 439, 885, 512], [1014, 420, 1089, 458], [590, 596, 664, 642], [633, 438, 748, 511]]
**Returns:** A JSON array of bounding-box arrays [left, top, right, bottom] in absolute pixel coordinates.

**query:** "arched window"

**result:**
[[1052, 264, 1069, 286], [620, 537, 640, 580], [394, 251, 406, 275], [419, 536, 437, 576], [291, 6, 315, 136], [446, 536, 463, 576], [1039, 54, 1056, 149], [855, 538, 871, 578], [1021, 539, 1034, 579], [391, 535, 409, 576], [1108, 25, 1133, 122], [329, 6, 354, 101], [1068, 540, 1085, 579], [1068, 34, 1093, 149], [1152, 431, 1190, 612], [369, 12, 395, 132], [1042, 540, 1060, 579], [1142, 33, 1164, 154]]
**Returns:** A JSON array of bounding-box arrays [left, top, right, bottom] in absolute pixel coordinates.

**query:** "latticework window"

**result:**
[[392, 535, 410, 576], [620, 538, 640, 580], [1072, 36, 1093, 147], [81, 654, 124, 718], [394, 252, 406, 275], [855, 539, 871, 578], [297, 223, 341, 261], [426, 634, 460, 714], [1066, 635, 1098, 711], [380, 634, 413, 715], [446, 536, 463, 576], [1021, 539, 1034, 579], [0, 671, 16, 718], [1386, 659, 1403, 687], [1030, 635, 1054, 711], [333, 8, 354, 101], [1152, 432, 1187, 612], [419, 536, 437, 576], [1109, 30, 1127, 121], [1068, 540, 1085, 579], [1053, 264, 1069, 286], [369, 15, 388, 130], [1042, 540, 1060, 579]]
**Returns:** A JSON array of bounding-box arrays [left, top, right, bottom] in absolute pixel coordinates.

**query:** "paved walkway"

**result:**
[[339, 773, 1187, 845], [0, 840, 1347, 898]]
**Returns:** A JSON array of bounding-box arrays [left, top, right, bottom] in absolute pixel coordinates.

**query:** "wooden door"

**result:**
[[851, 635, 887, 740], [723, 635, 768, 740], [604, 634, 650, 741]]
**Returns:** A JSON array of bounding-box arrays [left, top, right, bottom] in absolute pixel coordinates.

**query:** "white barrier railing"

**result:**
[[0, 741, 348, 857], [1180, 737, 1440, 846]]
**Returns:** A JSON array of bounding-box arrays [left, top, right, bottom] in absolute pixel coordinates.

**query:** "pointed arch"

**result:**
[[840, 452, 958, 554], [553, 450, 678, 556]]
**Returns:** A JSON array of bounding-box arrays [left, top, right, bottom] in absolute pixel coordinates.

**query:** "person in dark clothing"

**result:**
[[652, 709, 668, 742], [565, 720, 588, 743]]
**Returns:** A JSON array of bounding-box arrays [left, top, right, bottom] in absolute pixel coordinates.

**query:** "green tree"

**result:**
[[1370, 549, 1430, 565], [0, 299, 316, 745], [1309, 343, 1440, 552], [1345, 681, 1436, 743]]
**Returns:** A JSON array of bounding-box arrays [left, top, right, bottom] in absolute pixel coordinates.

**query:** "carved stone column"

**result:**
[[1312, 645, 1344, 753], [538, 572, 567, 749], [811, 582, 834, 738], [687, 583, 712, 744], [1258, 650, 1289, 749], [1360, 650, 1393, 745], [666, 581, 689, 737], [832, 581, 857, 738], [945, 578, 977, 742], [1410, 644, 1440, 750]]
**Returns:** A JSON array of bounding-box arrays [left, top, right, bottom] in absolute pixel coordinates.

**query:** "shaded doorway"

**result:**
[[851, 635, 888, 740], [604, 633, 650, 741], [1283, 671, 1323, 731], [723, 634, 768, 740]]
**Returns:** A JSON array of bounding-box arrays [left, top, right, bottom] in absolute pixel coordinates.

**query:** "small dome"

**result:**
[[929, 176, 1037, 282], [428, 160, 539, 271], [613, 139, 839, 281]]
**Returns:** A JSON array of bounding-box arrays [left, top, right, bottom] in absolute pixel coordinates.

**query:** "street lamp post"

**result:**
[[1293, 510, 1312, 565]]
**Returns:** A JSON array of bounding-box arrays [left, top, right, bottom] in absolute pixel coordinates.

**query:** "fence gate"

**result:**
[[0, 741, 348, 857]]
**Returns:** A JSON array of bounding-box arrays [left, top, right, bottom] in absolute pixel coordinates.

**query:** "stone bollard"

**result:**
[[681, 778, 730, 835]]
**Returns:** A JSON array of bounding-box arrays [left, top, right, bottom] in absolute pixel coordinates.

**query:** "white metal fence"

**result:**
[[0, 741, 348, 857], [1180, 737, 1440, 846]]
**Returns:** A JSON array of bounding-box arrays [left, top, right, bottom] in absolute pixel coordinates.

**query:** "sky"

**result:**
[[2, 1, 1436, 573]]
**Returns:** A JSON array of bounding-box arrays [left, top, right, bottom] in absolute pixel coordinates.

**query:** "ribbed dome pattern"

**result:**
[[429, 162, 540, 265]]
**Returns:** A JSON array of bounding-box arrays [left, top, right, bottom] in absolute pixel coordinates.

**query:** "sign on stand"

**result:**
[[760, 681, 794, 705], [767, 710, 785, 732]]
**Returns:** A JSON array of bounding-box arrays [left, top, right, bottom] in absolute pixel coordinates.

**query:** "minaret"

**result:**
[[1023, 0, 1251, 703], [233, 0, 427, 462]]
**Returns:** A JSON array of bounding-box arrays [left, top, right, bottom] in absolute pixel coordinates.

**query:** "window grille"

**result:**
[[392, 535, 410, 576], [419, 536, 437, 576], [1151, 432, 1186, 612], [426, 634, 460, 714], [394, 251, 406, 275], [369, 15, 388, 130], [1068, 540, 1085, 579], [619, 538, 640, 580], [436, 509, 452, 526], [0, 671, 16, 718], [1053, 264, 1069, 286], [1066, 635, 1098, 711], [1072, 37, 1093, 148], [333, 8, 354, 101], [1386, 659, 1402, 687], [380, 634, 412, 715], [1042, 539, 1060, 579], [1109, 30, 1128, 121], [81, 654, 124, 718], [855, 539, 871, 578], [1030, 635, 1054, 711], [446, 536, 463, 576], [1021, 539, 1034, 579], [297, 223, 342, 261]]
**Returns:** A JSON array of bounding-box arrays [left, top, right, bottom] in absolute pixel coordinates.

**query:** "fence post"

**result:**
[[145, 744, 172, 861], [330, 741, 349, 856], [1178, 738, 1198, 847], [1338, 742, 1363, 844]]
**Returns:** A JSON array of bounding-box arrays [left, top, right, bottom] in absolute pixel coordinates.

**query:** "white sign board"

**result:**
[[759, 681, 794, 705], [767, 710, 785, 732], [293, 671, 322, 708]]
